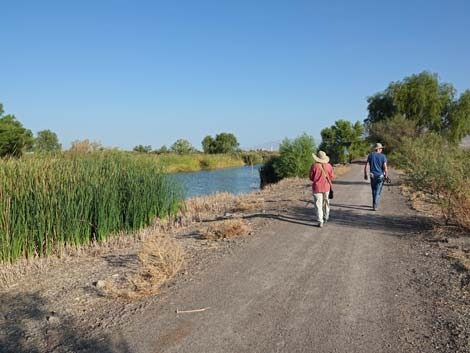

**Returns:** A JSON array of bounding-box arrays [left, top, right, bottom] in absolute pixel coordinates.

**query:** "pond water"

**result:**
[[171, 165, 261, 198]]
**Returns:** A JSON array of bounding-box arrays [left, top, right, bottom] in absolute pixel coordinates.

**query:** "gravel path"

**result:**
[[106, 164, 457, 353]]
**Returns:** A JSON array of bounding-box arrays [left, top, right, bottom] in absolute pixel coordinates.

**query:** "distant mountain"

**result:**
[[246, 140, 281, 151]]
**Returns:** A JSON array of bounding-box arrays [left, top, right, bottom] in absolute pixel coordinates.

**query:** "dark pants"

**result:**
[[370, 174, 384, 209]]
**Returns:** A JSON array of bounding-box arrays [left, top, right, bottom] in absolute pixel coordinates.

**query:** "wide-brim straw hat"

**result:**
[[312, 150, 330, 163], [374, 143, 384, 150]]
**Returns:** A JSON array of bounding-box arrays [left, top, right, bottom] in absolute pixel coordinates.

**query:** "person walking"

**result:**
[[309, 150, 334, 228], [364, 143, 388, 211]]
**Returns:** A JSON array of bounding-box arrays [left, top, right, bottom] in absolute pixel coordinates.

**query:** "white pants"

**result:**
[[313, 192, 330, 223]]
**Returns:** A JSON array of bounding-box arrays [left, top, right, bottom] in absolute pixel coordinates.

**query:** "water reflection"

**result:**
[[171, 165, 261, 198]]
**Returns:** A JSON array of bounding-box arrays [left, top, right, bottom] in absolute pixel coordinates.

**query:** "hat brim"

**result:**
[[312, 153, 330, 163]]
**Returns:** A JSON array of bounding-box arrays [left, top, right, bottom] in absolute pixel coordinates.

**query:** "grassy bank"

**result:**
[[0, 152, 183, 263], [156, 153, 245, 173]]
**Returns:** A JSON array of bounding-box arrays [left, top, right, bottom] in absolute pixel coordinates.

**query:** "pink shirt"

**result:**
[[309, 163, 334, 193]]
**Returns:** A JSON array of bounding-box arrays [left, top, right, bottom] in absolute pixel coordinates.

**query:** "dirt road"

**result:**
[[105, 164, 439, 353]]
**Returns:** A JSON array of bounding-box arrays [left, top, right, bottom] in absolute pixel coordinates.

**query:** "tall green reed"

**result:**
[[0, 152, 183, 263]]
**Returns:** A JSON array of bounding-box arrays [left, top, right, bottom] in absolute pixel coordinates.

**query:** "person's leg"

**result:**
[[370, 175, 378, 209], [323, 192, 330, 222], [374, 176, 385, 209], [313, 192, 324, 226]]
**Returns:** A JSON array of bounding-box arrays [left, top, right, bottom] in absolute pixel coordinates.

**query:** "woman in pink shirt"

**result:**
[[309, 151, 334, 228]]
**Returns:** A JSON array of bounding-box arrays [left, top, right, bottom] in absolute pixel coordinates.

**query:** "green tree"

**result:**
[[445, 90, 470, 144], [34, 129, 61, 153], [213, 132, 239, 153], [170, 139, 195, 154], [273, 133, 316, 178], [201, 132, 239, 154], [367, 114, 419, 155], [0, 103, 33, 157], [365, 72, 470, 142], [201, 135, 215, 153], [133, 144, 152, 153], [319, 120, 368, 164], [154, 145, 169, 154]]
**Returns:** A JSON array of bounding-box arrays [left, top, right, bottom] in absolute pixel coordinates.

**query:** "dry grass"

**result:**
[[180, 192, 265, 223], [448, 248, 470, 271], [233, 196, 265, 212], [333, 164, 351, 177], [400, 185, 441, 215], [182, 192, 237, 222], [102, 234, 184, 300], [200, 219, 252, 240]]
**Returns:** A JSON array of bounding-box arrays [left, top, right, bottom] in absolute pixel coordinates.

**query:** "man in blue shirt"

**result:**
[[364, 143, 388, 211]]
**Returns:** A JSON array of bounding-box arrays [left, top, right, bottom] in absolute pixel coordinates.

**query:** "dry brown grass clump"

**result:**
[[233, 196, 265, 212], [183, 192, 237, 222], [102, 234, 184, 299], [200, 219, 252, 240], [448, 248, 470, 271], [262, 177, 302, 193]]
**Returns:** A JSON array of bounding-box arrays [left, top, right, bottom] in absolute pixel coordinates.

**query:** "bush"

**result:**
[[259, 156, 282, 187], [239, 151, 264, 165], [367, 114, 419, 156], [273, 133, 316, 178], [395, 133, 470, 230]]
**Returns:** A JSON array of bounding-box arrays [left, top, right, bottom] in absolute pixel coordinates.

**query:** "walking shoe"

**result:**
[[318, 222, 324, 228]]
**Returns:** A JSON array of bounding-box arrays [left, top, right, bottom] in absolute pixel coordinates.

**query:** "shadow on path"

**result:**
[[330, 203, 372, 211], [236, 204, 432, 237], [0, 292, 130, 353]]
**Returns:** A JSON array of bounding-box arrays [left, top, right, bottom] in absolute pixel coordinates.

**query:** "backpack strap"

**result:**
[[319, 163, 332, 186]]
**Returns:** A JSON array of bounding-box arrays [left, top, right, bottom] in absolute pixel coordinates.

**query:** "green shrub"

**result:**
[[395, 133, 470, 230], [240, 151, 264, 165], [273, 133, 316, 178], [259, 156, 282, 187]]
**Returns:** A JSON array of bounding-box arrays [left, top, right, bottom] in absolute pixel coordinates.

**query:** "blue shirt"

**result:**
[[367, 152, 387, 176]]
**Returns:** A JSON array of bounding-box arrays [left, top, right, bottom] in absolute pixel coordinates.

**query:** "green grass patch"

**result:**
[[156, 153, 245, 173]]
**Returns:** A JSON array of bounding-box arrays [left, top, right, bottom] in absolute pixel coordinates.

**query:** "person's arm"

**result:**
[[309, 164, 315, 181], [328, 164, 334, 182], [383, 162, 388, 178], [364, 161, 369, 180]]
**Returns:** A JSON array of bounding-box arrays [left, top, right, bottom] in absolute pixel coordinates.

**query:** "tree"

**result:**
[[365, 71, 470, 143], [213, 133, 239, 153], [201, 135, 215, 153], [319, 120, 368, 164], [170, 139, 195, 154], [154, 145, 169, 154], [0, 103, 33, 157], [445, 90, 470, 144], [201, 132, 239, 154], [35, 129, 61, 153], [273, 133, 316, 178], [133, 144, 152, 153], [367, 114, 419, 155]]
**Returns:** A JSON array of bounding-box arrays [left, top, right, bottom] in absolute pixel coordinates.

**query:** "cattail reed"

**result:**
[[0, 152, 183, 263]]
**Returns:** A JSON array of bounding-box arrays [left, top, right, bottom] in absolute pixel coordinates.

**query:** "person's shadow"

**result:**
[[0, 291, 130, 353]]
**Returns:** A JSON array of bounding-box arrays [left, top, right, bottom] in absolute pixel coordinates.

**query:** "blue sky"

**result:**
[[1, 0, 469, 150]]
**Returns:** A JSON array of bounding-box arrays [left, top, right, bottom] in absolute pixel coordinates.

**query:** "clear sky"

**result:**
[[1, 0, 469, 150]]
